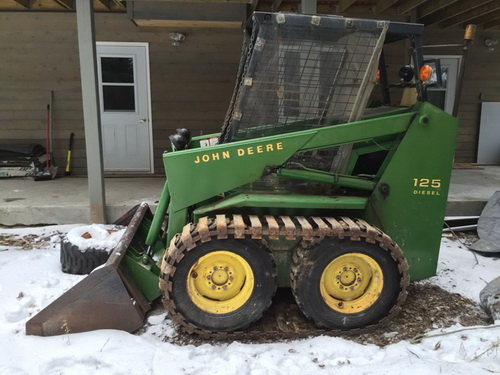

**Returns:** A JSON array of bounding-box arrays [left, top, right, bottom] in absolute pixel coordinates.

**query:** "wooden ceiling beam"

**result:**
[[462, 8, 500, 26], [484, 17, 500, 28], [13, 0, 34, 8], [271, 0, 283, 12], [373, 0, 399, 14], [250, 0, 259, 12], [53, 0, 74, 10], [97, 0, 111, 9], [417, 0, 459, 19], [337, 0, 356, 13], [397, 0, 429, 15], [133, 19, 242, 28], [111, 0, 126, 10], [440, 0, 500, 28], [129, 0, 247, 2], [419, 0, 494, 26]]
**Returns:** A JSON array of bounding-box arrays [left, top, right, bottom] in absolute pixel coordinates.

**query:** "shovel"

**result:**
[[26, 203, 152, 336]]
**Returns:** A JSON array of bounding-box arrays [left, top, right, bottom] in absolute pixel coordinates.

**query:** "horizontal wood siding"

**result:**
[[423, 28, 500, 163], [0, 12, 242, 175], [1, 12, 499, 171]]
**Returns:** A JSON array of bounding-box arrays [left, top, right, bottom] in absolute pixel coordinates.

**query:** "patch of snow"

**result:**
[[425, 237, 499, 302], [0, 225, 499, 375], [66, 224, 126, 253]]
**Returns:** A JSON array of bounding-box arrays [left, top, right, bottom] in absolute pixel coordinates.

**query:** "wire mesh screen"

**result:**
[[220, 13, 385, 143]]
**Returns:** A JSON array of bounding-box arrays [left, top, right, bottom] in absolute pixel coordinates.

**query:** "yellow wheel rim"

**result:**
[[320, 253, 384, 314], [187, 251, 254, 314]]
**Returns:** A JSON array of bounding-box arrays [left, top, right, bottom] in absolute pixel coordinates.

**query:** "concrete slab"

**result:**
[[446, 166, 500, 216], [0, 177, 164, 226], [0, 166, 499, 226]]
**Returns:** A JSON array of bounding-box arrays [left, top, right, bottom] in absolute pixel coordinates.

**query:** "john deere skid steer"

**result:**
[[26, 12, 458, 337]]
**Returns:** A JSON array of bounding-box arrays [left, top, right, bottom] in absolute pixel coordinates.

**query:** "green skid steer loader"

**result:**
[[26, 12, 459, 336]]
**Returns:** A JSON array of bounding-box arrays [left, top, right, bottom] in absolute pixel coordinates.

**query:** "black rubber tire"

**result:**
[[291, 237, 403, 330], [168, 238, 276, 332], [60, 237, 111, 275]]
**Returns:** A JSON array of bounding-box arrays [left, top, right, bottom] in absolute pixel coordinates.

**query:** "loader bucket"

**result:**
[[26, 203, 152, 336]]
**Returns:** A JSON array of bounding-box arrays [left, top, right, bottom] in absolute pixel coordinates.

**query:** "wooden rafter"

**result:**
[[417, 0, 459, 19], [374, 0, 399, 14], [338, 0, 356, 13], [123, 0, 247, 2], [250, 0, 259, 13], [440, 1, 500, 28], [484, 17, 500, 28], [13, 0, 34, 8], [419, 0, 494, 26], [272, 0, 283, 12], [2, 0, 500, 28], [398, 0, 429, 15], [97, 0, 111, 9], [53, 0, 74, 10], [111, 0, 126, 10], [462, 8, 500, 26]]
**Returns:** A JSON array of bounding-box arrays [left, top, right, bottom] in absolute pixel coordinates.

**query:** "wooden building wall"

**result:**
[[1, 12, 499, 173], [0, 12, 242, 175], [423, 28, 500, 163]]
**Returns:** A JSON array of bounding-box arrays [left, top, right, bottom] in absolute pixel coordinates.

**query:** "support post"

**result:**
[[301, 0, 317, 14], [76, 0, 107, 223]]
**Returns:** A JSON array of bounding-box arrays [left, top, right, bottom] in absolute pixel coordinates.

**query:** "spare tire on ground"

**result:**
[[60, 224, 126, 275]]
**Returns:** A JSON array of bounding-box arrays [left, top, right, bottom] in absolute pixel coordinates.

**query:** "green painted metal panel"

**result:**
[[277, 168, 376, 191], [193, 193, 368, 216], [122, 248, 162, 301], [145, 180, 170, 247], [364, 102, 458, 280], [166, 207, 188, 246], [163, 112, 414, 212]]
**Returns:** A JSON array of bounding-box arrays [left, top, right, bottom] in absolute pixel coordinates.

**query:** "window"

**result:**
[[100, 57, 136, 111]]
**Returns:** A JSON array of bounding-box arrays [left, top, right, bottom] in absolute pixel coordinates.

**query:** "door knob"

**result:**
[[138, 119, 148, 123]]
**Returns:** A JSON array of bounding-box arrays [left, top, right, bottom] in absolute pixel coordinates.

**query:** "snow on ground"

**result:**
[[66, 225, 126, 252], [0, 226, 499, 375]]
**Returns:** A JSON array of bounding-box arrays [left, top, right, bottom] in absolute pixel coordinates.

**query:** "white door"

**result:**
[[425, 56, 461, 115], [97, 43, 153, 173]]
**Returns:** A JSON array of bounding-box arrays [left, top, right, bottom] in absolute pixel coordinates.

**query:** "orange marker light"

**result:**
[[376, 69, 381, 83], [419, 65, 433, 82]]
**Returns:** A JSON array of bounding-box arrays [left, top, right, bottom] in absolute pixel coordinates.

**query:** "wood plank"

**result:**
[[296, 216, 313, 240], [337, 0, 357, 12], [264, 216, 279, 240], [374, 0, 399, 14], [419, 0, 493, 26], [54, 0, 75, 10], [248, 215, 263, 239], [441, 2, 500, 28], [417, 0, 460, 19], [272, 0, 283, 12], [13, 0, 35, 8], [233, 214, 246, 239], [397, 0, 429, 14], [279, 216, 296, 240], [325, 217, 344, 237], [462, 8, 500, 26], [484, 17, 500, 27], [311, 217, 330, 236], [97, 0, 111, 9], [133, 19, 243, 29], [136, 0, 247, 2]]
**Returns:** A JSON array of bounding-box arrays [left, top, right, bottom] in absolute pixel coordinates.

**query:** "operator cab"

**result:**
[[372, 23, 444, 109]]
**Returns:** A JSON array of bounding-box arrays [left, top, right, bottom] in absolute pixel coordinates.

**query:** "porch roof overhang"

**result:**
[[2, 0, 500, 30]]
